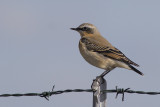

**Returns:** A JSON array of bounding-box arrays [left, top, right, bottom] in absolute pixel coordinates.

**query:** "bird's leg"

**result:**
[[94, 70, 110, 84], [100, 70, 111, 77]]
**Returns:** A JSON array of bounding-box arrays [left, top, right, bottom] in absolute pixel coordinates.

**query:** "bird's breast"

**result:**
[[79, 41, 116, 70]]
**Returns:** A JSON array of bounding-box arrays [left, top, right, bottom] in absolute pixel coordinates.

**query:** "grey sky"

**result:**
[[0, 0, 160, 107]]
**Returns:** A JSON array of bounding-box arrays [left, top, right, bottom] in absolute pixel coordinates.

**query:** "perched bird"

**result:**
[[71, 23, 143, 76]]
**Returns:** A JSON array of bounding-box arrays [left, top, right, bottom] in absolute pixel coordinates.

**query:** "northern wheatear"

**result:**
[[71, 23, 143, 76]]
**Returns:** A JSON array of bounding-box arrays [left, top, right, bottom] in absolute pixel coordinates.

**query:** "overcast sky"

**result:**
[[0, 0, 160, 107]]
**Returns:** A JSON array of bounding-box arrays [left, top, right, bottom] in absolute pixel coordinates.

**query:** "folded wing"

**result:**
[[80, 38, 139, 67]]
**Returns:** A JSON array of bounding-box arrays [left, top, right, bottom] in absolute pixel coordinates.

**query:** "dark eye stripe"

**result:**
[[82, 27, 88, 31]]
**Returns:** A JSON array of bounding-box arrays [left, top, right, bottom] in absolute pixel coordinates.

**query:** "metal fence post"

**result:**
[[92, 76, 107, 107]]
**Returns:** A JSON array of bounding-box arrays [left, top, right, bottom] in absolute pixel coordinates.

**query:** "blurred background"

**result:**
[[0, 0, 160, 107]]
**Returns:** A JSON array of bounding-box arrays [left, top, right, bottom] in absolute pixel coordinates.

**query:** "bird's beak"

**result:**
[[70, 28, 78, 31], [70, 27, 82, 31]]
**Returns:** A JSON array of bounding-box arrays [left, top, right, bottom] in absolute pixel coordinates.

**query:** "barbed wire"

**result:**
[[0, 86, 160, 101]]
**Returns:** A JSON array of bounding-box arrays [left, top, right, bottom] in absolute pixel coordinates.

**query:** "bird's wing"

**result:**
[[80, 38, 139, 67]]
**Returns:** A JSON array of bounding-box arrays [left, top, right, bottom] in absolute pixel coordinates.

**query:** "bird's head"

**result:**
[[71, 23, 100, 37]]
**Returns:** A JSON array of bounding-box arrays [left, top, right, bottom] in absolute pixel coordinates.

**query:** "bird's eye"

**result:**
[[82, 27, 88, 31]]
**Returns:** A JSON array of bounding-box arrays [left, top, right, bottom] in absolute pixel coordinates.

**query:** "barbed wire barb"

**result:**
[[115, 86, 130, 101], [39, 85, 55, 101]]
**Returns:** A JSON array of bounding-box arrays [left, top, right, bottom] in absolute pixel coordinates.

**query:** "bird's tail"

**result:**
[[128, 65, 144, 76]]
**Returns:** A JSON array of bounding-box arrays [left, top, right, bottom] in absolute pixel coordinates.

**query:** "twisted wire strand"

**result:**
[[0, 88, 160, 98]]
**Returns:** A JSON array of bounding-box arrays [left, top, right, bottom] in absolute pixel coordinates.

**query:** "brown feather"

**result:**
[[80, 37, 139, 67]]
